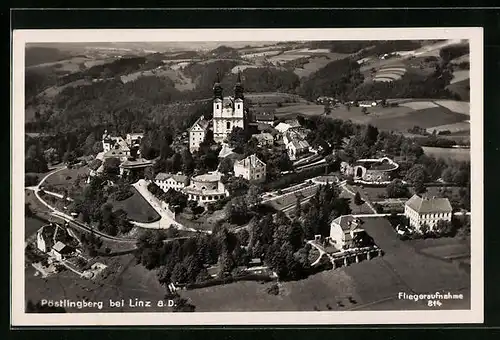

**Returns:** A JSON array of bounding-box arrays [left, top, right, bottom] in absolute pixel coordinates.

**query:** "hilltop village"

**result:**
[[24, 40, 471, 312]]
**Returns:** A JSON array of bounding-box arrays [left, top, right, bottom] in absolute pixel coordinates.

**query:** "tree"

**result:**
[[171, 263, 188, 284], [245, 184, 262, 207], [420, 223, 430, 236], [218, 157, 234, 175], [103, 157, 121, 176], [227, 127, 250, 152], [386, 179, 410, 198], [354, 192, 364, 213], [405, 164, 428, 194], [181, 149, 195, 176]]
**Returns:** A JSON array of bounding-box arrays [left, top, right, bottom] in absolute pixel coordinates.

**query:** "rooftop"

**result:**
[[192, 172, 222, 183], [235, 154, 266, 169], [155, 172, 188, 183], [331, 215, 363, 232], [120, 158, 154, 168], [52, 241, 71, 253], [405, 194, 453, 214]]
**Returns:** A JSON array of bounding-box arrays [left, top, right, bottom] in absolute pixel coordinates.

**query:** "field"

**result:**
[[293, 55, 349, 78], [42, 165, 91, 194], [339, 189, 374, 215], [37, 79, 93, 99], [422, 147, 470, 162], [26, 56, 89, 72], [426, 121, 470, 134], [450, 70, 470, 84], [25, 254, 168, 313], [372, 65, 407, 83], [25, 216, 47, 240], [181, 218, 470, 312], [446, 79, 470, 102], [246, 92, 305, 105], [110, 187, 160, 223], [434, 100, 470, 115], [120, 67, 195, 91], [367, 107, 469, 132]]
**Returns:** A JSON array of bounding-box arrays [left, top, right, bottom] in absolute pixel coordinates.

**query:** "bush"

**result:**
[[25, 174, 39, 186], [266, 283, 280, 295]]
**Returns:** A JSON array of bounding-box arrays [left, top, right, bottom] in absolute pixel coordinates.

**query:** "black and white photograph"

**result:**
[[11, 28, 483, 325]]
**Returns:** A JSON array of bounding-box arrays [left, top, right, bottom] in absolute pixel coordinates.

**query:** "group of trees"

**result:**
[[135, 226, 251, 286], [147, 182, 189, 213], [25, 140, 49, 173], [299, 58, 364, 102], [295, 183, 352, 239], [69, 175, 133, 236]]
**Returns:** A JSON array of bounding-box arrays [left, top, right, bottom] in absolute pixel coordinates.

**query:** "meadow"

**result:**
[[422, 147, 470, 162], [110, 187, 161, 223]]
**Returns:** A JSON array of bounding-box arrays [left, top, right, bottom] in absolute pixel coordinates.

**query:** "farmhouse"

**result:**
[[36, 224, 56, 253], [125, 133, 143, 148], [253, 109, 275, 126], [154, 172, 190, 192], [328, 215, 364, 250], [275, 119, 301, 134], [252, 132, 275, 147], [341, 157, 399, 182], [183, 171, 229, 205], [404, 195, 453, 231], [233, 154, 267, 183], [284, 131, 310, 161], [51, 241, 73, 261], [102, 130, 130, 155]]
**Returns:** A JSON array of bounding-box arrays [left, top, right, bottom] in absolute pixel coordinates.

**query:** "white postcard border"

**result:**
[[11, 27, 483, 326]]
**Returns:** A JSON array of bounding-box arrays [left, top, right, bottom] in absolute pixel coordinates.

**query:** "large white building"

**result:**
[[188, 116, 211, 153], [189, 72, 246, 152], [329, 215, 365, 250], [404, 194, 453, 231], [233, 154, 266, 182], [154, 173, 189, 192], [212, 72, 245, 143], [182, 171, 229, 205]]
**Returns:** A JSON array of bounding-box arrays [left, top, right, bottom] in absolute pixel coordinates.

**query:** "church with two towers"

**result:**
[[188, 72, 246, 153]]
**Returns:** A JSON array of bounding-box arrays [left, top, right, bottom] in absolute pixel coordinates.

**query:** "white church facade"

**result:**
[[189, 72, 246, 152]]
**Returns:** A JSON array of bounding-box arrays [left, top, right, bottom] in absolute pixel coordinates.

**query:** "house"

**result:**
[[50, 241, 73, 261], [233, 154, 267, 183], [284, 131, 310, 161], [126, 133, 143, 147], [253, 109, 275, 126], [252, 132, 274, 147], [359, 101, 377, 108], [188, 116, 211, 153], [275, 119, 301, 134], [404, 195, 453, 231], [329, 215, 365, 249], [154, 172, 189, 192]]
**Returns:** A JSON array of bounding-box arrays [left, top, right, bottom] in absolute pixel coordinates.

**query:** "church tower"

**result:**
[[212, 70, 245, 144], [233, 70, 244, 118], [213, 70, 223, 119]]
